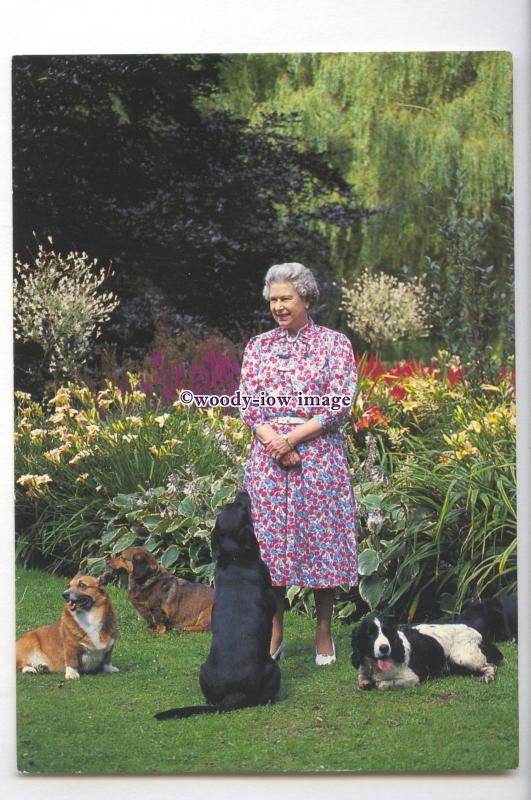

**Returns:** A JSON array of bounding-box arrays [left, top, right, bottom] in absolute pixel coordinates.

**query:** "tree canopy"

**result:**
[[204, 52, 513, 281], [13, 54, 372, 333]]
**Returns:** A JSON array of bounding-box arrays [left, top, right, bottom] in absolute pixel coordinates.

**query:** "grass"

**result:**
[[16, 567, 518, 774]]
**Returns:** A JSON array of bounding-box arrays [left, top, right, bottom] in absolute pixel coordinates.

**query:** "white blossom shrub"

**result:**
[[14, 238, 120, 379], [341, 270, 430, 348]]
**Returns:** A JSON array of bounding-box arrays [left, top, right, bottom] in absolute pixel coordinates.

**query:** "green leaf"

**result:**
[[358, 548, 380, 576], [359, 576, 388, 610], [111, 531, 138, 554], [112, 493, 138, 509], [359, 494, 382, 510], [191, 562, 216, 581], [178, 495, 196, 516], [211, 486, 233, 511], [84, 557, 108, 576], [101, 525, 124, 546], [160, 545, 181, 568], [165, 519, 184, 534], [191, 528, 212, 540], [336, 600, 357, 619], [141, 514, 164, 531], [143, 535, 159, 552], [286, 585, 302, 606]]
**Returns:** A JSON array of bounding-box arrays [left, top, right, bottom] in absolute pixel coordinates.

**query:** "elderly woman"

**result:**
[[239, 262, 358, 665]]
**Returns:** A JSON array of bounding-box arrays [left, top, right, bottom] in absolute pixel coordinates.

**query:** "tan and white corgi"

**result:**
[[16, 572, 118, 679]]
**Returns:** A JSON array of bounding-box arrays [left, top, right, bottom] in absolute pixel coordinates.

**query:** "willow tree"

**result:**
[[204, 52, 513, 284]]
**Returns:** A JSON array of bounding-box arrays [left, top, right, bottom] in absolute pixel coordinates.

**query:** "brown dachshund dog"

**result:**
[[16, 572, 118, 679], [108, 546, 213, 634]]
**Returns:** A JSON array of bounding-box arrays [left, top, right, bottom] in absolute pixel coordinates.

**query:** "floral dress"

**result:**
[[239, 318, 358, 588]]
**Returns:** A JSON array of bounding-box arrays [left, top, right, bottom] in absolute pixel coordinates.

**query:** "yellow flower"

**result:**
[[16, 473, 52, 496], [454, 431, 468, 444], [467, 420, 482, 434], [126, 416, 143, 426], [400, 400, 421, 412], [126, 371, 141, 390], [44, 446, 67, 464], [64, 432, 85, 447], [17, 473, 52, 486], [49, 387, 71, 406], [97, 398, 113, 409], [455, 441, 480, 460], [76, 473, 89, 483], [71, 386, 92, 404], [69, 449, 92, 465], [154, 414, 170, 428], [121, 433, 138, 443], [149, 445, 168, 458], [29, 428, 48, 441]]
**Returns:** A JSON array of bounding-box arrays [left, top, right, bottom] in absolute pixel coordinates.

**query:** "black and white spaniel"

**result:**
[[351, 614, 503, 690]]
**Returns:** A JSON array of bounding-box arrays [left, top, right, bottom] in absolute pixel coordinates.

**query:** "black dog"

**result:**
[[455, 595, 518, 643], [351, 614, 503, 690], [155, 490, 281, 719]]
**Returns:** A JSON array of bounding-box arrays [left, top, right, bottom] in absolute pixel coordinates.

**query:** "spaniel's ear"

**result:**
[[380, 613, 397, 629], [351, 624, 362, 669]]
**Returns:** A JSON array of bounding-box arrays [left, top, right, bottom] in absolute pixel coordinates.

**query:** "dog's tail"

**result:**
[[155, 692, 249, 720], [154, 705, 219, 720]]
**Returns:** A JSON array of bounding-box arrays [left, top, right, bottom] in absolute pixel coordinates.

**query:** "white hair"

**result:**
[[262, 262, 320, 306]]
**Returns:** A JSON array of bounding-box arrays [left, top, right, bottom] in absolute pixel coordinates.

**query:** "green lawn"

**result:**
[[16, 567, 518, 774]]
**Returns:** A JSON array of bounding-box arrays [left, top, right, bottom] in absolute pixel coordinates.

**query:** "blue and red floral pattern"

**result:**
[[239, 318, 358, 588]]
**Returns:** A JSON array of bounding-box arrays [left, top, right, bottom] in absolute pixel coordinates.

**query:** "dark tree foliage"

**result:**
[[13, 55, 373, 339]]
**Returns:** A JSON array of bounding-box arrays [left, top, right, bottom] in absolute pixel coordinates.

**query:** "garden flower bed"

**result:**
[[14, 352, 516, 622]]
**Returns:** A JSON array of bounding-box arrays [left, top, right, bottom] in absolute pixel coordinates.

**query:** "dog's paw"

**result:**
[[480, 664, 497, 683], [65, 667, 80, 680], [36, 663, 50, 674], [375, 680, 398, 690], [154, 624, 167, 636], [21, 666, 38, 674], [357, 677, 373, 690], [103, 663, 120, 673]]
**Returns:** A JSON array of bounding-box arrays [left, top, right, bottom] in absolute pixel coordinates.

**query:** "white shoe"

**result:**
[[315, 639, 336, 666], [271, 641, 286, 661]]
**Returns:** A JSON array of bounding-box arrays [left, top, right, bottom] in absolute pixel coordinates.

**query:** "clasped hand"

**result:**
[[265, 434, 301, 468]]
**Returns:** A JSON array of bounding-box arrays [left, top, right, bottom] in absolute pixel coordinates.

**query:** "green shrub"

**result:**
[[14, 364, 516, 623], [15, 381, 249, 574]]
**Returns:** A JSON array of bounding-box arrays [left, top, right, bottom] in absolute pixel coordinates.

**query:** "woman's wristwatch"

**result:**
[[282, 434, 295, 450]]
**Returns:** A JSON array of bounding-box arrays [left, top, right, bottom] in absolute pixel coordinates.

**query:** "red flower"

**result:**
[[499, 365, 516, 386], [355, 403, 390, 431], [447, 365, 464, 387], [390, 384, 407, 401]]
